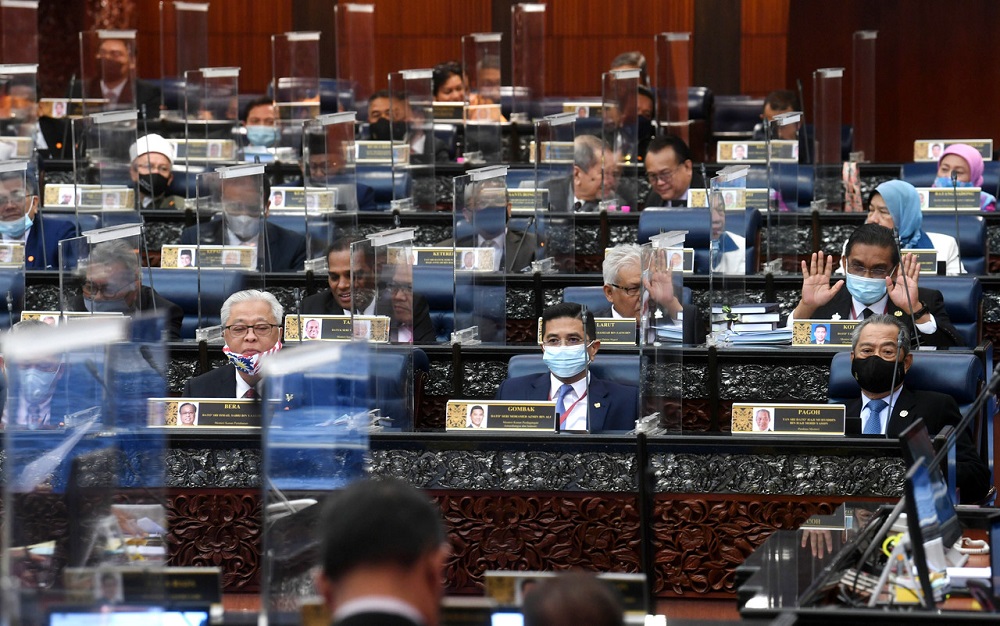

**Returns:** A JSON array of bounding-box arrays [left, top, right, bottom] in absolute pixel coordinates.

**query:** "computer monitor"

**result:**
[[48, 606, 209, 626], [904, 459, 949, 609], [898, 418, 961, 548]]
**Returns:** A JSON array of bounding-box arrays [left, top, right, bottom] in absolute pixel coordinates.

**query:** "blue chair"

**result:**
[[745, 164, 814, 209], [919, 276, 982, 349], [412, 265, 455, 343], [355, 164, 411, 210], [921, 214, 987, 275], [900, 162, 938, 188], [141, 268, 247, 339], [637, 207, 761, 274], [506, 353, 641, 389], [367, 347, 428, 431], [712, 96, 764, 139]]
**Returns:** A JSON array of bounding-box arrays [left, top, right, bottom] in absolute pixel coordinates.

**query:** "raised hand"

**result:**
[[794, 251, 844, 318], [887, 252, 921, 314]]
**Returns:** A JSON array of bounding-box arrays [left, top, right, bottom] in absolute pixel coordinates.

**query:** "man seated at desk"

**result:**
[[439, 179, 536, 273], [643, 134, 701, 208], [496, 302, 638, 432], [542, 135, 625, 213], [788, 223, 961, 349], [129, 134, 185, 211], [845, 314, 989, 503], [71, 36, 161, 115], [183, 289, 283, 398], [0, 169, 75, 269], [0, 320, 65, 428]]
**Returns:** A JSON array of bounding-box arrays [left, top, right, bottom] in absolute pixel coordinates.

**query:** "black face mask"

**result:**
[[370, 118, 409, 142], [137, 173, 170, 199], [851, 355, 906, 394]]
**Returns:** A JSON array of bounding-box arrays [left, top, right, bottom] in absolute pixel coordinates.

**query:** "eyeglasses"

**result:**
[[224, 323, 279, 337], [610, 283, 641, 297], [0, 191, 26, 206], [846, 262, 893, 279], [542, 336, 590, 347], [646, 168, 677, 184], [81, 280, 134, 299]]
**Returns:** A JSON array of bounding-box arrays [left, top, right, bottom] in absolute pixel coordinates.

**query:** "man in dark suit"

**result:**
[[496, 302, 639, 432], [129, 134, 186, 210], [71, 37, 161, 116], [842, 314, 989, 503], [643, 134, 702, 208], [788, 223, 961, 349], [178, 171, 307, 272], [183, 289, 284, 398], [541, 135, 626, 213], [0, 167, 76, 269], [316, 478, 448, 626]]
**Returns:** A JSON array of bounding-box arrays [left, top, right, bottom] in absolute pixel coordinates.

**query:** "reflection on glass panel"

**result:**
[[0, 64, 37, 156], [334, 3, 374, 108], [78, 30, 140, 116], [511, 3, 546, 121], [654, 32, 691, 144], [852, 31, 878, 163]]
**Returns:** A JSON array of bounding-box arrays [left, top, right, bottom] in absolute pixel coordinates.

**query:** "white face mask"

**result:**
[[227, 214, 261, 241]]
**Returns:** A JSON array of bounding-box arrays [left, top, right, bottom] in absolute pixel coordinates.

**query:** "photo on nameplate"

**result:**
[[445, 400, 556, 432], [716, 140, 798, 164], [76, 187, 133, 210], [731, 402, 846, 435], [19, 311, 124, 325], [913, 139, 993, 162], [284, 314, 354, 342], [267, 186, 337, 213], [147, 398, 261, 428], [791, 320, 858, 347], [160, 245, 255, 269], [455, 247, 495, 272], [0, 243, 25, 266], [386, 246, 420, 266]]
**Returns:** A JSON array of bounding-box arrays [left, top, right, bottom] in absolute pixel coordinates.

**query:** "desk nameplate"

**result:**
[[916, 186, 982, 210], [285, 314, 390, 343], [268, 186, 337, 212], [160, 244, 255, 269], [732, 402, 846, 435], [148, 398, 260, 428], [792, 319, 858, 347], [446, 400, 556, 432], [20, 310, 123, 325], [0, 242, 25, 266], [717, 140, 798, 163], [594, 318, 637, 345], [508, 187, 549, 212], [913, 139, 992, 161]]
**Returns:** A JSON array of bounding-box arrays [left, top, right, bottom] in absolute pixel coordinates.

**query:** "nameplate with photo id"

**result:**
[[916, 187, 982, 211], [169, 138, 238, 162], [690, 188, 753, 210], [64, 566, 222, 605], [531, 141, 574, 164], [792, 319, 858, 347], [284, 314, 390, 343], [40, 98, 107, 118], [0, 242, 25, 266], [898, 248, 940, 274], [160, 244, 255, 269], [731, 402, 846, 435], [385, 246, 447, 266], [433, 101, 465, 122], [147, 398, 261, 428], [508, 188, 549, 212], [913, 139, 992, 162], [445, 399, 556, 432], [454, 247, 496, 272], [268, 186, 337, 212], [20, 311, 123, 325], [0, 137, 33, 159], [355, 140, 410, 164], [717, 140, 798, 163], [43, 184, 135, 210], [593, 318, 637, 345], [659, 247, 695, 274]]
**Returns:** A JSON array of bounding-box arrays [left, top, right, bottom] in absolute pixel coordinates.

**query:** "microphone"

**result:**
[[511, 213, 536, 273], [891, 227, 921, 351], [796, 78, 811, 164], [885, 328, 904, 422], [6, 289, 12, 322], [84, 358, 113, 400], [138, 344, 168, 380], [951, 170, 961, 262], [293, 288, 303, 343]]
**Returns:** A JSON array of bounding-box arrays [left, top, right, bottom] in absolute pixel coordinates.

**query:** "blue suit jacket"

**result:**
[[26, 217, 77, 269], [179, 219, 308, 272], [495, 373, 639, 432]]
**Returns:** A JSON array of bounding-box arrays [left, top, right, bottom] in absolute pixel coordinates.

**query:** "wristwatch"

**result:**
[[910, 303, 929, 320]]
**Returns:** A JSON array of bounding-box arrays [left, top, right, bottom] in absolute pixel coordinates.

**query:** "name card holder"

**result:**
[[446, 399, 556, 432], [508, 187, 549, 213], [792, 319, 859, 346], [268, 186, 338, 213], [148, 397, 261, 428], [913, 139, 993, 162], [731, 402, 846, 435], [717, 140, 798, 163], [20, 311, 123, 325], [0, 242, 25, 266], [916, 187, 982, 211], [284, 314, 390, 343], [455, 247, 496, 271], [160, 244, 255, 269]]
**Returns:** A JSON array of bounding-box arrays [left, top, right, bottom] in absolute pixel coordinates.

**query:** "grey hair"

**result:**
[[602, 243, 642, 286], [574, 134, 607, 172], [87, 239, 140, 278], [850, 313, 910, 356], [220, 289, 283, 327]]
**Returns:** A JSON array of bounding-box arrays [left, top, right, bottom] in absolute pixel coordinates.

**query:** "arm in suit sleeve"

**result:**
[[412, 295, 437, 344], [911, 287, 962, 349], [928, 392, 991, 504]]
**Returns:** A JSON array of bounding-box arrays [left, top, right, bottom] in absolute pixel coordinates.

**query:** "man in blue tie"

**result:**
[[843, 314, 988, 503], [495, 302, 639, 432]]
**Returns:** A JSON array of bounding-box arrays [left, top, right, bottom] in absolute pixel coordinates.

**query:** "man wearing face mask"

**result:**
[[0, 320, 67, 428], [438, 180, 536, 273], [0, 169, 75, 270], [843, 315, 988, 503], [182, 289, 283, 398], [128, 134, 185, 210], [241, 97, 279, 149], [70, 37, 161, 115], [787, 223, 960, 349], [368, 91, 449, 165], [68, 240, 183, 341], [495, 302, 638, 432]]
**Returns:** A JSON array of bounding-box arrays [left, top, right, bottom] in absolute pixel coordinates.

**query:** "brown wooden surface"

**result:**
[[740, 0, 789, 97]]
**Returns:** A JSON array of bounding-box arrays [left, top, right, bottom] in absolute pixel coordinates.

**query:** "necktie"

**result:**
[[862, 308, 874, 319], [863, 398, 888, 435], [555, 384, 573, 423], [27, 404, 42, 427], [242, 388, 257, 399]]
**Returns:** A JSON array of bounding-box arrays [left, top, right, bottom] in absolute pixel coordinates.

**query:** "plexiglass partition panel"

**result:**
[[707, 167, 750, 343], [0, 64, 38, 158], [174, 2, 209, 79], [334, 3, 374, 107], [389, 70, 436, 210], [57, 224, 143, 318], [654, 32, 691, 144], [260, 341, 369, 618], [79, 30, 139, 115], [0, 0, 39, 64], [272, 32, 321, 150], [852, 31, 877, 163], [533, 113, 576, 271], [463, 33, 504, 163], [762, 111, 802, 267], [602, 69, 642, 210], [181, 67, 240, 170], [812, 67, 844, 207], [77, 110, 141, 224], [454, 166, 508, 344], [1, 317, 170, 623], [639, 243, 686, 433], [302, 112, 360, 256], [511, 3, 546, 121], [0, 160, 28, 322]]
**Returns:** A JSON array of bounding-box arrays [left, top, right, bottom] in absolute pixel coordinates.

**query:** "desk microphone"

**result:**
[[5, 289, 12, 322], [951, 170, 961, 251], [885, 328, 904, 420], [511, 213, 536, 273], [139, 344, 168, 381], [84, 358, 113, 400], [796, 78, 811, 164], [892, 226, 921, 351], [293, 288, 303, 343]]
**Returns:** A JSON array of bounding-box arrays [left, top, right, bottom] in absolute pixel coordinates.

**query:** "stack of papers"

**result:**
[[715, 328, 792, 345]]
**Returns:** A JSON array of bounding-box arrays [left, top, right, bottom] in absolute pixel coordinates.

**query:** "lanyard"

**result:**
[[552, 389, 589, 427]]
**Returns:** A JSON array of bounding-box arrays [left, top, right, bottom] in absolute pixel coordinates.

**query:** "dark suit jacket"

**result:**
[[591, 303, 702, 345], [811, 287, 961, 350], [26, 216, 77, 269], [333, 612, 421, 626], [542, 176, 626, 212], [70, 285, 184, 341], [71, 78, 161, 118], [642, 172, 705, 209], [183, 363, 238, 398], [495, 373, 639, 432], [439, 229, 537, 273], [845, 386, 990, 504], [179, 219, 308, 272], [298, 289, 437, 344]]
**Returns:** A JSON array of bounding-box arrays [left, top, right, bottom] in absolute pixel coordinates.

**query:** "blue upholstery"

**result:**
[[0, 269, 25, 329], [637, 208, 761, 274], [712, 96, 764, 137], [44, 210, 100, 233], [267, 214, 333, 249], [919, 276, 982, 349], [922, 214, 987, 275], [141, 268, 247, 339], [563, 285, 693, 311], [745, 164, 814, 209], [367, 347, 427, 431], [687, 86, 714, 122], [506, 353, 641, 389], [355, 165, 411, 210], [412, 265, 455, 342], [898, 161, 1000, 193]]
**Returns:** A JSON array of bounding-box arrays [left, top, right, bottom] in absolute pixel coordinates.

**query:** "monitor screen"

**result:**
[[898, 418, 961, 547], [990, 513, 1000, 598], [904, 459, 946, 608], [49, 608, 209, 626]]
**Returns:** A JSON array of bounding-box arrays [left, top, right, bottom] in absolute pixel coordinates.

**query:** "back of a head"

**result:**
[[522, 572, 624, 626], [763, 89, 799, 114], [319, 477, 445, 582]]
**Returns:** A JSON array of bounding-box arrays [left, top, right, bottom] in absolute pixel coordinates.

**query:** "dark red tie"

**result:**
[[242, 388, 256, 399]]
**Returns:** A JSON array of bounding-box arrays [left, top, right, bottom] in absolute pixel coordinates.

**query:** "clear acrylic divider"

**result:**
[[639, 242, 686, 434], [158, 1, 209, 102], [462, 33, 504, 163], [1, 0, 39, 64], [533, 113, 576, 272], [812, 67, 845, 208], [302, 113, 360, 260], [708, 166, 750, 346], [852, 31, 878, 163], [510, 3, 546, 121], [0, 160, 29, 322], [654, 32, 692, 144], [453, 166, 508, 344], [56, 225, 149, 324], [272, 32, 321, 151], [259, 341, 370, 618], [181, 67, 240, 158], [78, 109, 141, 228], [763, 110, 802, 270], [389, 69, 436, 211], [78, 30, 139, 115], [334, 3, 374, 109], [602, 69, 641, 211], [212, 164, 269, 282], [1, 316, 171, 622], [0, 64, 38, 158]]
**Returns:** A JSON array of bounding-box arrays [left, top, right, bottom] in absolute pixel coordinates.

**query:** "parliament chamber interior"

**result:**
[[3, 0, 1000, 624]]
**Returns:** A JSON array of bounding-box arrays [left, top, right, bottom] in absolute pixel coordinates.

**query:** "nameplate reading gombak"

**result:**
[[147, 398, 260, 428], [445, 400, 556, 432], [731, 402, 846, 435]]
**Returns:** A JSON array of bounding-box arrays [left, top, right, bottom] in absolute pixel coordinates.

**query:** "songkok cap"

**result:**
[[130, 133, 175, 165]]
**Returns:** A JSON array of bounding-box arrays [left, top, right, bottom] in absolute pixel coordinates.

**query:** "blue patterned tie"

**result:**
[[863, 398, 888, 435], [555, 384, 573, 422]]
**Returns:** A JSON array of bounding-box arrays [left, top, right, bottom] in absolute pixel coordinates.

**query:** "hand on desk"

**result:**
[[801, 528, 834, 559]]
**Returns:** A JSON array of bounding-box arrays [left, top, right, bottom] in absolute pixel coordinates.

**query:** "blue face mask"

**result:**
[[21, 367, 59, 404], [845, 272, 887, 306], [0, 214, 32, 238], [246, 126, 279, 148], [542, 344, 590, 379], [83, 295, 133, 314], [934, 176, 974, 189]]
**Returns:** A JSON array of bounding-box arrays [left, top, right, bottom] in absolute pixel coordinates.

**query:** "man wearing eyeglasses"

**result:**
[[787, 223, 960, 349], [1, 320, 66, 428], [0, 168, 75, 270], [643, 134, 700, 208], [542, 135, 624, 213], [129, 134, 185, 210], [183, 289, 284, 398], [495, 302, 638, 432]]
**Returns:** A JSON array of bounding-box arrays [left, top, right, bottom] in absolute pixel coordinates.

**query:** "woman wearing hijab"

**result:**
[[932, 143, 997, 212], [864, 180, 964, 275]]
